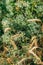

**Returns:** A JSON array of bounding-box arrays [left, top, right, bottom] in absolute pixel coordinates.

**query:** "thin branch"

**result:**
[[37, 61, 43, 65], [27, 19, 41, 22], [30, 46, 38, 51], [29, 36, 38, 49], [16, 57, 30, 65], [4, 28, 11, 33], [10, 40, 17, 50], [11, 33, 22, 39], [29, 50, 41, 61]]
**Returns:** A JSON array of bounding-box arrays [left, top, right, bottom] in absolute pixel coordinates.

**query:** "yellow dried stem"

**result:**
[[16, 57, 30, 65], [30, 46, 38, 51], [4, 47, 8, 52], [29, 36, 38, 49], [41, 24, 43, 32], [29, 50, 41, 61], [7, 58, 12, 64], [10, 40, 17, 50], [11, 33, 22, 39], [4, 28, 11, 33], [10, 34, 22, 50], [2, 47, 8, 58], [37, 61, 43, 65], [27, 19, 41, 22], [10, 33, 23, 50]]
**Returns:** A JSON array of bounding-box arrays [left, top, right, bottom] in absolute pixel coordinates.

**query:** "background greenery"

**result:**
[[0, 0, 43, 65]]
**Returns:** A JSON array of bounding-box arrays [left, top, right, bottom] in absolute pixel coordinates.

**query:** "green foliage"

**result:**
[[0, 0, 43, 65]]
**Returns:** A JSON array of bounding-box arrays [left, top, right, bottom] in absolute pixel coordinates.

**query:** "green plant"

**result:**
[[0, 0, 43, 65]]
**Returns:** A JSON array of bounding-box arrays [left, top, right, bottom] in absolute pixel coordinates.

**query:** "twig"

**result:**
[[16, 57, 30, 65], [10, 40, 17, 50], [4, 28, 11, 33], [16, 58, 26, 65], [37, 61, 43, 65], [30, 46, 38, 51], [27, 19, 41, 22], [11, 33, 22, 39], [29, 50, 41, 61], [29, 36, 38, 49]]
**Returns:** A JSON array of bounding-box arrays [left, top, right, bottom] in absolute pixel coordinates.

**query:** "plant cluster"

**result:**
[[0, 0, 43, 65]]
